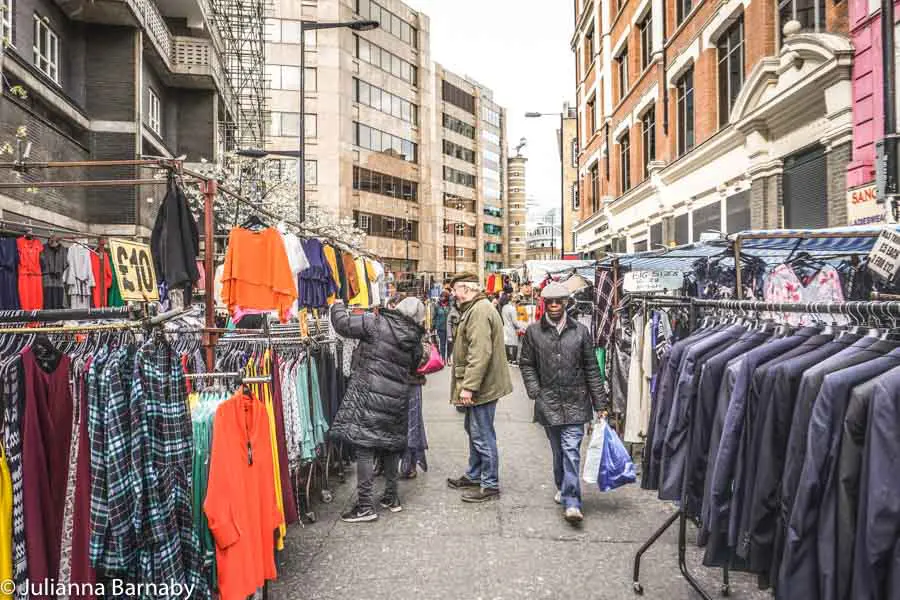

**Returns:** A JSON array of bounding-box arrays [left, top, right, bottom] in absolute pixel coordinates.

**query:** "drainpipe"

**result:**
[[882, 0, 899, 219], [661, 0, 669, 134]]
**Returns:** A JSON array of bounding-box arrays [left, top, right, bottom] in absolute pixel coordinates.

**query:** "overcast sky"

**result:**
[[404, 0, 575, 220]]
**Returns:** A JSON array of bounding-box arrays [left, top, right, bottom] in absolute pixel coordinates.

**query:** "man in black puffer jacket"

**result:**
[[330, 299, 424, 523], [519, 282, 606, 524]]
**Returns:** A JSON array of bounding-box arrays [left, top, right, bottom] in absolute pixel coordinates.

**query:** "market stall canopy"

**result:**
[[598, 241, 730, 272], [564, 273, 591, 292], [734, 225, 900, 254], [525, 260, 597, 283]]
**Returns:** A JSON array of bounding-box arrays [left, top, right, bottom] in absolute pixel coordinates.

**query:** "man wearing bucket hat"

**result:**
[[519, 281, 606, 523]]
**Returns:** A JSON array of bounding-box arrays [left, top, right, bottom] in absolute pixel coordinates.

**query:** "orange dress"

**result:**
[[204, 390, 284, 600], [221, 227, 297, 322]]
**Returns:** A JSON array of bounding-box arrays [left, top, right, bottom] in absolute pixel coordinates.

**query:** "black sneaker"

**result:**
[[447, 475, 480, 489], [340, 505, 378, 523], [379, 495, 403, 513], [461, 488, 501, 503]]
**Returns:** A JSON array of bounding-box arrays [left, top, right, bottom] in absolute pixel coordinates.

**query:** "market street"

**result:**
[[271, 369, 771, 600]]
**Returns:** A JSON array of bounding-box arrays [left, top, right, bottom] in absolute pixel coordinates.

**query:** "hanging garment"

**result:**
[[341, 252, 359, 301], [592, 268, 616, 346], [221, 227, 297, 322], [370, 260, 385, 306], [150, 176, 200, 292], [107, 261, 124, 307], [763, 264, 847, 326], [268, 357, 298, 526], [623, 312, 649, 443], [41, 242, 67, 310], [1, 356, 26, 598], [0, 444, 12, 600], [204, 389, 283, 600], [348, 258, 371, 307], [322, 245, 341, 305], [0, 238, 19, 310], [16, 237, 43, 311], [90, 251, 111, 309], [296, 239, 336, 310], [64, 245, 94, 310]]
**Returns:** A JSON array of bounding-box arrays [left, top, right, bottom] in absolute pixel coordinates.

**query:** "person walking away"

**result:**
[[447, 299, 461, 364], [434, 292, 451, 360], [401, 297, 432, 479], [446, 273, 513, 503], [501, 296, 523, 365], [329, 299, 424, 522], [519, 282, 606, 523]]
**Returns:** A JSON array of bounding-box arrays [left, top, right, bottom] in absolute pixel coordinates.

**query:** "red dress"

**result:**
[[16, 237, 44, 310], [90, 251, 112, 308]]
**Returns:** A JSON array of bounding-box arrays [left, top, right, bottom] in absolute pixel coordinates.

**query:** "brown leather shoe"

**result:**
[[447, 475, 480, 489], [461, 488, 500, 503]]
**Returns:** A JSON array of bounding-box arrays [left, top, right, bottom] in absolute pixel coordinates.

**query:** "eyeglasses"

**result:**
[[545, 298, 565, 306]]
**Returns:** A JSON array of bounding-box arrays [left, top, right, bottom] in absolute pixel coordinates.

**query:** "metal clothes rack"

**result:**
[[0, 304, 145, 323], [633, 296, 900, 598], [184, 372, 273, 385]]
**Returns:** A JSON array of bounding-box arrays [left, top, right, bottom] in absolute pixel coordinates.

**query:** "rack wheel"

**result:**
[[305, 511, 317, 523], [721, 585, 731, 597], [321, 489, 334, 503], [633, 583, 644, 595]]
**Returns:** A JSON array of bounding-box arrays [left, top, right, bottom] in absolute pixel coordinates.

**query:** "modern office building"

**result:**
[[508, 150, 527, 267], [571, 0, 854, 256], [0, 0, 238, 233]]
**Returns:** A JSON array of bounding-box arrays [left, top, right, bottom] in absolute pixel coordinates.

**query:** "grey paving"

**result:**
[[270, 369, 771, 600]]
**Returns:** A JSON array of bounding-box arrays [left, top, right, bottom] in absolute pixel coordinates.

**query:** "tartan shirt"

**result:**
[[130, 340, 201, 591], [1, 355, 27, 600]]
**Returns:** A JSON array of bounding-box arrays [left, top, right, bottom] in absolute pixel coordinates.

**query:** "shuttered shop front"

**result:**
[[783, 146, 827, 228]]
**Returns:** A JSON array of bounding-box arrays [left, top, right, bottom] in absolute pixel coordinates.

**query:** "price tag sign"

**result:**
[[108, 239, 159, 301], [623, 270, 684, 293], [867, 227, 900, 283]]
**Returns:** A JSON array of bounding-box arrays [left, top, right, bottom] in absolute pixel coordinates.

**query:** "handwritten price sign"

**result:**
[[108, 239, 160, 301], [867, 227, 900, 283]]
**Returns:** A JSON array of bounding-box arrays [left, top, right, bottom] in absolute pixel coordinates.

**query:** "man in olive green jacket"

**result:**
[[446, 273, 513, 503]]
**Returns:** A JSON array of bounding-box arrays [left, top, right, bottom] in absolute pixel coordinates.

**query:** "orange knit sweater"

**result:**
[[221, 227, 297, 322]]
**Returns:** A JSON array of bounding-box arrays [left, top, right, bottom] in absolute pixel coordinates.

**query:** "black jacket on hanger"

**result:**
[[150, 177, 200, 291]]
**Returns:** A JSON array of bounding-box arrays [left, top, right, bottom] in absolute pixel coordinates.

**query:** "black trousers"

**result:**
[[505, 345, 518, 363], [356, 447, 401, 511]]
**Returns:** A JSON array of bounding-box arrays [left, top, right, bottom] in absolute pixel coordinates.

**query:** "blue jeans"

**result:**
[[437, 328, 448, 360], [545, 424, 585, 509], [464, 401, 499, 490]]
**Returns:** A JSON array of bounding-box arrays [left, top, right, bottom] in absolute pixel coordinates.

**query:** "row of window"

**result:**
[[443, 139, 476, 164], [444, 166, 476, 189], [443, 113, 476, 139], [1, 11, 60, 85], [269, 112, 317, 138], [442, 81, 476, 114], [355, 35, 418, 86], [485, 242, 503, 254], [354, 210, 419, 241], [444, 194, 476, 211], [354, 78, 418, 124], [353, 166, 418, 201], [443, 246, 477, 261], [484, 224, 503, 235], [482, 105, 501, 128], [443, 221, 476, 237], [356, 0, 418, 48], [613, 102, 657, 195], [266, 65, 317, 91], [484, 206, 503, 218], [354, 122, 418, 163], [265, 19, 317, 48]]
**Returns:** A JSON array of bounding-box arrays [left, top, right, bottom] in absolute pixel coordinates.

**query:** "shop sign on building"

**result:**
[[623, 270, 684, 293], [847, 184, 886, 227]]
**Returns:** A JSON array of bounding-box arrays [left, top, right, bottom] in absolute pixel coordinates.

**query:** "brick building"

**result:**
[[0, 0, 236, 235], [571, 0, 855, 256]]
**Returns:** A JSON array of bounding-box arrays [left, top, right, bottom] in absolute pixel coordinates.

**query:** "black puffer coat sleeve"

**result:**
[[330, 302, 375, 341], [581, 327, 607, 412], [519, 326, 541, 400]]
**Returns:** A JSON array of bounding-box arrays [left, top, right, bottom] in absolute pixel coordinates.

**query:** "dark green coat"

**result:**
[[450, 295, 513, 406]]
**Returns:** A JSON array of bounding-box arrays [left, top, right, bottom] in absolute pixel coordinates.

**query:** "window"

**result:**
[[617, 46, 629, 100], [1, 0, 12, 46], [442, 81, 476, 114], [717, 17, 744, 127], [675, 213, 689, 244], [353, 167, 418, 201], [305, 160, 317, 186], [571, 138, 578, 168], [586, 95, 597, 135], [357, 213, 372, 233], [778, 0, 826, 44], [356, 0, 418, 48], [590, 162, 600, 213], [693, 201, 722, 240], [677, 0, 693, 24], [354, 122, 418, 163], [456, 247, 466, 258], [266, 19, 317, 47], [269, 112, 317, 138], [726, 190, 750, 233], [618, 133, 631, 194], [443, 140, 476, 163], [584, 25, 595, 68], [482, 105, 501, 127], [641, 105, 656, 179], [354, 211, 419, 241], [443, 113, 476, 139], [676, 67, 695, 156], [32, 14, 59, 83], [651, 222, 663, 247], [443, 166, 476, 188], [639, 12, 653, 70], [572, 183, 580, 210], [266, 65, 316, 91], [355, 78, 418, 124], [147, 89, 161, 135], [355, 35, 418, 86]]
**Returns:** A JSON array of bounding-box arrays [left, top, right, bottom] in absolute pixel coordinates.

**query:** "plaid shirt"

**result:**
[[593, 268, 616, 347], [130, 340, 201, 590], [1, 356, 27, 600]]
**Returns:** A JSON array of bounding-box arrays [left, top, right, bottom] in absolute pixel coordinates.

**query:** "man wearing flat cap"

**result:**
[[446, 272, 513, 503], [519, 281, 606, 523]]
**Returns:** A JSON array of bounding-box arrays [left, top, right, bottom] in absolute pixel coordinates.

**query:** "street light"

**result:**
[[525, 111, 565, 260], [297, 19, 379, 223]]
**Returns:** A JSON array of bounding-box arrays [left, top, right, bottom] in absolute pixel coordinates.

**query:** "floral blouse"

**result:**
[[763, 263, 847, 326]]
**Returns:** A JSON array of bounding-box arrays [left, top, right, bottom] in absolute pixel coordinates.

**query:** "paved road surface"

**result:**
[[270, 367, 771, 600]]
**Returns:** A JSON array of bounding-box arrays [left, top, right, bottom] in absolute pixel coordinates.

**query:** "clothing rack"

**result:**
[[184, 372, 273, 385], [634, 296, 900, 598], [0, 304, 144, 323]]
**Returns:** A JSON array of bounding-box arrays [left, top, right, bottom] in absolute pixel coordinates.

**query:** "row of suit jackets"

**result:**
[[641, 318, 900, 600]]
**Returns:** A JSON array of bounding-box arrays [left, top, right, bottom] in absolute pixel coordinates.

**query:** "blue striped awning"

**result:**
[[735, 226, 899, 253], [599, 241, 730, 272]]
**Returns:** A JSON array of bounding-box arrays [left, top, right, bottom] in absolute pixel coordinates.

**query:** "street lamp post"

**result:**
[[525, 111, 565, 260], [298, 19, 378, 223]]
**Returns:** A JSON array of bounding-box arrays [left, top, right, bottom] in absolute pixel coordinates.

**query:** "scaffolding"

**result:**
[[213, 0, 272, 152]]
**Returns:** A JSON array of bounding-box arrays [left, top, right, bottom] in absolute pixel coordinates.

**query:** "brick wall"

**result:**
[[827, 141, 852, 225], [87, 132, 137, 224], [177, 89, 216, 162], [85, 25, 136, 122], [750, 172, 782, 229]]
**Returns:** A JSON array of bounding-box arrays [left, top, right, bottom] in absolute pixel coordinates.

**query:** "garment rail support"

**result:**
[[0, 304, 143, 323]]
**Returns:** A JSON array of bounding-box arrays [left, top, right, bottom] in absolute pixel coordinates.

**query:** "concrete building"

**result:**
[[559, 102, 579, 255], [571, 0, 854, 256], [0, 0, 235, 234], [508, 151, 527, 266], [526, 222, 562, 261]]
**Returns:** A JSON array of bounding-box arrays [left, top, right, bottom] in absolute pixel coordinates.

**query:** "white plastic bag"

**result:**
[[582, 419, 607, 484]]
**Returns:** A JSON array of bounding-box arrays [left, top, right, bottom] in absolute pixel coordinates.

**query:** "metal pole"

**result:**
[[735, 236, 743, 299], [299, 23, 307, 224], [203, 179, 218, 371], [883, 0, 896, 137]]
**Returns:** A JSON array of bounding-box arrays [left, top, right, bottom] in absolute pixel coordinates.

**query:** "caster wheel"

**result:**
[[721, 586, 731, 597], [305, 511, 317, 523], [633, 583, 644, 595], [321, 489, 334, 503]]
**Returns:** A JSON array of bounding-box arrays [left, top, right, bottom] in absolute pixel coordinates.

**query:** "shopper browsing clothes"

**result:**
[[446, 273, 513, 503], [329, 298, 425, 522], [434, 291, 451, 360], [519, 282, 606, 523], [500, 295, 524, 365]]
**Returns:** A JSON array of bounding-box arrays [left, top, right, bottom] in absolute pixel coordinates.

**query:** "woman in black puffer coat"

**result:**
[[330, 299, 425, 522]]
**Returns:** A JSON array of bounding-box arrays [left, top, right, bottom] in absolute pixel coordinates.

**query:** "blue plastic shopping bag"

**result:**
[[598, 419, 636, 492]]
